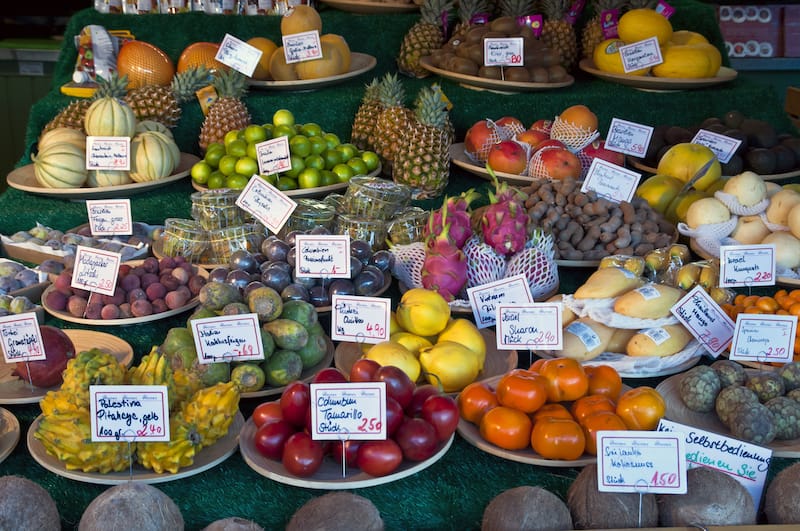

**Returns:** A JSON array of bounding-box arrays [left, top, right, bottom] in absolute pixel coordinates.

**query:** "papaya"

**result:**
[[248, 286, 283, 322], [263, 349, 303, 387], [263, 318, 309, 350], [280, 299, 318, 330]]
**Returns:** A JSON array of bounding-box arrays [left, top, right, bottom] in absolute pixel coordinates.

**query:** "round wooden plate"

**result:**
[[449, 143, 540, 186], [628, 158, 800, 182], [320, 0, 418, 13], [579, 58, 738, 91], [27, 412, 244, 485], [0, 408, 20, 465], [6, 153, 199, 200], [247, 53, 376, 91], [420, 57, 574, 94]]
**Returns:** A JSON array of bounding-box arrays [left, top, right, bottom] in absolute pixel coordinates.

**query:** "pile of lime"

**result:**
[[190, 109, 380, 191]]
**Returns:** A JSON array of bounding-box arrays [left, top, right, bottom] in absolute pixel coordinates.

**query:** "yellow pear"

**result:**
[[364, 341, 421, 382], [395, 288, 451, 337], [390, 332, 433, 358], [435, 318, 486, 368], [419, 341, 482, 393]]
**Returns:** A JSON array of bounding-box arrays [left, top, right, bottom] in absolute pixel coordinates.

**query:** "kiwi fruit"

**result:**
[[723, 109, 746, 129], [771, 145, 796, 172], [539, 48, 561, 67], [454, 42, 473, 59], [528, 66, 549, 83], [721, 153, 744, 176], [504, 66, 531, 82], [450, 56, 479, 76], [746, 147, 777, 174], [547, 64, 568, 82], [466, 44, 484, 65], [490, 16, 519, 34], [479, 65, 503, 79], [517, 24, 536, 40], [664, 125, 692, 145], [465, 25, 490, 44]]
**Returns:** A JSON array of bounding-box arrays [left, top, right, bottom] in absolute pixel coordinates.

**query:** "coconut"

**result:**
[[482, 486, 572, 531], [567, 464, 658, 529], [765, 461, 800, 523], [657, 466, 756, 526], [286, 492, 383, 531], [202, 517, 264, 531], [0, 476, 60, 531], [79, 483, 184, 531]]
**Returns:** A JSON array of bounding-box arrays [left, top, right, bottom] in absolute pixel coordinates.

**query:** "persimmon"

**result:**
[[530, 417, 586, 460], [479, 406, 533, 451], [615, 386, 666, 431], [538, 357, 589, 402], [495, 369, 548, 414], [584, 365, 623, 400], [529, 358, 547, 372], [457, 381, 499, 425], [570, 394, 617, 426], [581, 411, 628, 455], [531, 403, 573, 424]]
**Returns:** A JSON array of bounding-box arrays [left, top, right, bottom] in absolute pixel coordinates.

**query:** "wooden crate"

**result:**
[[788, 86, 800, 130]]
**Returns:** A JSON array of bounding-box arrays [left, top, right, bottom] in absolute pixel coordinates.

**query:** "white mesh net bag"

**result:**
[[463, 235, 507, 289], [389, 241, 426, 290], [464, 119, 502, 164], [530, 119, 553, 135], [677, 216, 738, 241], [549, 116, 600, 152], [527, 146, 573, 180], [495, 119, 526, 141], [714, 191, 769, 216], [504, 231, 559, 299], [576, 150, 594, 180], [759, 212, 790, 233]]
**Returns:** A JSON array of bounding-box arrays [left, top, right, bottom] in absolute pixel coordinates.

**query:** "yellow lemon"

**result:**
[[592, 38, 650, 76], [657, 142, 721, 192], [246, 37, 278, 81], [618, 8, 673, 46], [419, 341, 482, 393], [280, 5, 322, 36], [435, 318, 486, 368], [390, 332, 434, 358], [364, 341, 421, 382], [670, 30, 708, 46], [635, 174, 684, 215], [395, 288, 451, 337]]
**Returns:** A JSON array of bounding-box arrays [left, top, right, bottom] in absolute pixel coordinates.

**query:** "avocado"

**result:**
[[746, 148, 777, 174], [721, 154, 744, 176], [722, 109, 745, 129], [772, 145, 796, 172], [664, 126, 692, 145], [722, 129, 748, 153]]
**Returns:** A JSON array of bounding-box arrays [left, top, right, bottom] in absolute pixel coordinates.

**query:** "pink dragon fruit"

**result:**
[[421, 220, 468, 302], [480, 165, 530, 257], [422, 189, 479, 249]]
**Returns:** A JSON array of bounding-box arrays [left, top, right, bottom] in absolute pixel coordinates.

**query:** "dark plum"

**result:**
[[43, 289, 68, 311], [160, 274, 180, 292], [131, 299, 154, 317], [100, 304, 120, 320], [354, 267, 385, 296], [349, 256, 363, 279], [188, 275, 207, 296], [281, 283, 310, 302], [142, 256, 160, 274], [350, 239, 373, 264], [119, 273, 141, 292], [152, 298, 169, 313], [284, 230, 301, 246], [309, 225, 331, 235], [146, 282, 167, 302], [128, 288, 147, 304], [84, 301, 103, 320], [291, 270, 318, 289], [118, 302, 133, 318], [260, 235, 278, 255], [251, 252, 267, 265], [261, 267, 292, 293], [226, 269, 251, 292], [165, 289, 190, 310], [308, 285, 331, 307], [230, 249, 258, 274], [328, 278, 356, 297], [264, 239, 290, 262], [208, 267, 230, 283], [171, 267, 191, 285], [158, 257, 177, 271], [369, 250, 394, 272], [140, 272, 159, 290], [67, 295, 88, 317], [285, 246, 297, 268], [101, 288, 126, 306]]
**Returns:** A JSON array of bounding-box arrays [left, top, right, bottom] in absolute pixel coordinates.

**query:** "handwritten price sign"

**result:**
[[86, 199, 132, 236], [692, 129, 742, 164], [605, 118, 653, 158], [0, 313, 45, 363], [496, 303, 562, 350], [730, 313, 797, 364], [86, 136, 130, 171], [89, 385, 170, 442], [597, 430, 686, 494], [619, 37, 663, 72], [720, 244, 776, 288], [331, 295, 391, 344], [295, 234, 350, 279], [190, 314, 264, 363], [215, 33, 261, 77], [483, 37, 524, 67], [283, 30, 322, 63], [71, 245, 121, 297], [671, 285, 735, 357], [467, 274, 534, 329], [256, 136, 291, 176], [580, 158, 641, 203], [236, 175, 297, 234], [309, 382, 387, 440]]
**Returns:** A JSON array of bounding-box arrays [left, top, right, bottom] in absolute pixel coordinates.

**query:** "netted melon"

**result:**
[[32, 142, 88, 188]]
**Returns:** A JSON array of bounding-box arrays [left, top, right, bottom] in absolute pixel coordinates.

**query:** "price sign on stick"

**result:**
[[86, 136, 130, 171], [495, 303, 562, 350], [190, 314, 264, 363], [331, 295, 391, 344], [605, 118, 653, 158], [295, 234, 350, 279], [597, 430, 686, 494], [86, 199, 132, 236], [467, 274, 533, 329], [0, 313, 45, 363], [671, 285, 735, 357], [215, 33, 261, 77], [90, 385, 170, 442], [720, 244, 776, 288], [236, 175, 297, 234], [309, 382, 387, 440], [730, 313, 796, 364], [71, 245, 121, 297]]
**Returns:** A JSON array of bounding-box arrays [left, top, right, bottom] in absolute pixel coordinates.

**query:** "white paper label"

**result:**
[[236, 175, 297, 234], [331, 295, 391, 344], [70, 245, 121, 296], [483, 37, 524, 67], [635, 284, 661, 300], [295, 235, 350, 279], [309, 382, 387, 440], [256, 136, 291, 176], [467, 274, 534, 329], [671, 285, 735, 357], [692, 129, 742, 164], [566, 320, 601, 351], [89, 385, 170, 442], [730, 314, 797, 364], [86, 199, 132, 236], [86, 136, 130, 171], [215, 33, 261, 77], [597, 430, 687, 494], [605, 118, 653, 158], [580, 158, 641, 203], [190, 314, 264, 363], [0, 313, 45, 363], [282, 30, 322, 63], [643, 326, 671, 346], [496, 303, 563, 350], [720, 244, 776, 288], [619, 37, 663, 72]]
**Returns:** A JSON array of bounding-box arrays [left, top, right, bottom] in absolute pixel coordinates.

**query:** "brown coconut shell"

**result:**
[[765, 461, 800, 524], [286, 492, 384, 531], [657, 466, 756, 526], [79, 482, 184, 531], [482, 486, 573, 531], [567, 463, 658, 529], [202, 517, 265, 531], [0, 475, 60, 531]]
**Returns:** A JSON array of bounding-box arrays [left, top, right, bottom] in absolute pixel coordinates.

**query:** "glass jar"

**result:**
[[342, 176, 411, 220], [204, 0, 238, 13], [190, 189, 245, 230], [242, 0, 273, 14], [123, 0, 160, 13], [161, 0, 191, 12], [161, 219, 209, 263], [335, 214, 388, 251], [388, 207, 430, 245], [95, 0, 123, 13], [207, 224, 265, 265], [285, 199, 336, 234]]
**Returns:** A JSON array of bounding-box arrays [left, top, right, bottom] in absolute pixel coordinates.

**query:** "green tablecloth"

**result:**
[[0, 3, 798, 529]]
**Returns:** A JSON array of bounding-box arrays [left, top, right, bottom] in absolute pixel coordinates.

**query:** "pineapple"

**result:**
[[198, 69, 251, 152], [580, 0, 626, 59], [397, 0, 454, 78], [393, 84, 453, 200], [373, 73, 414, 176], [350, 77, 385, 152], [497, 0, 535, 19], [124, 66, 210, 128], [451, 0, 491, 43], [42, 72, 128, 134], [540, 0, 579, 70]]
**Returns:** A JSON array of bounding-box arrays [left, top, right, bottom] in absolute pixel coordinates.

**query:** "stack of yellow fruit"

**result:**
[[362, 288, 487, 393], [592, 8, 722, 78]]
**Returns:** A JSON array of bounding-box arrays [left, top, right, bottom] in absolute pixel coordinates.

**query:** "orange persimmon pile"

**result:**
[[721, 290, 800, 360], [457, 358, 666, 460]]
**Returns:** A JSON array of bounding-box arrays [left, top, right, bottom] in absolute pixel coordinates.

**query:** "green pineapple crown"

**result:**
[[539, 0, 571, 19], [625, 0, 658, 9], [93, 72, 129, 100], [458, 0, 491, 22], [211, 68, 249, 100], [413, 84, 450, 130], [377, 73, 406, 108], [361, 77, 382, 105], [171, 66, 212, 103], [420, 0, 454, 25], [499, 0, 535, 18]]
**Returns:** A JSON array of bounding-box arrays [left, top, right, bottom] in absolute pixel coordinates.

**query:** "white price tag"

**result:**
[[309, 382, 387, 440], [619, 37, 663, 72], [256, 136, 291, 176], [580, 158, 641, 203], [215, 33, 262, 77], [692, 129, 742, 164], [236, 175, 297, 234], [86, 199, 133, 236], [0, 313, 45, 363], [597, 430, 687, 494], [671, 285, 735, 357], [86, 136, 130, 171], [720, 245, 776, 288], [467, 274, 534, 329], [495, 303, 563, 350], [70, 245, 121, 296], [331, 295, 391, 344], [604, 118, 653, 158], [89, 385, 170, 442], [190, 314, 264, 364], [295, 234, 350, 279], [730, 314, 797, 364], [282, 30, 322, 64], [483, 37, 524, 67]]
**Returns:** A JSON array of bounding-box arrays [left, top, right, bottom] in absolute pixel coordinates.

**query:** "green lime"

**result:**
[[298, 167, 322, 189], [284, 154, 305, 179], [331, 163, 354, 183], [262, 123, 274, 137], [346, 157, 368, 176], [207, 171, 226, 189], [272, 124, 296, 140], [289, 135, 312, 158], [244, 124, 268, 144], [300, 122, 323, 137], [224, 129, 242, 147], [259, 173, 277, 186], [218, 154, 238, 176], [320, 170, 338, 186], [235, 156, 259, 177], [323, 132, 341, 150], [276, 176, 298, 191], [304, 154, 325, 171], [225, 173, 250, 190], [273, 109, 295, 128], [206, 142, 225, 155], [309, 135, 328, 156], [191, 161, 213, 184], [321, 149, 342, 170], [227, 139, 248, 158], [361, 150, 380, 171], [204, 147, 225, 168], [246, 142, 258, 160], [336, 143, 358, 162]]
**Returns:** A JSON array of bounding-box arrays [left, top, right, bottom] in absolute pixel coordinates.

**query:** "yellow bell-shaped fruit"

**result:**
[[364, 341, 421, 382], [419, 341, 482, 393], [395, 288, 451, 337], [435, 318, 486, 368], [390, 332, 434, 358]]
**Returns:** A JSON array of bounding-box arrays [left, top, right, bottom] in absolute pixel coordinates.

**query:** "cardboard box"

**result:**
[[718, 5, 783, 58], [784, 5, 800, 57]]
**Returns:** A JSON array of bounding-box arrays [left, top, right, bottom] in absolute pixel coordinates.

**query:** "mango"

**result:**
[[606, 328, 637, 354], [573, 267, 644, 299], [627, 324, 693, 357], [613, 283, 685, 319], [561, 318, 615, 361]]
